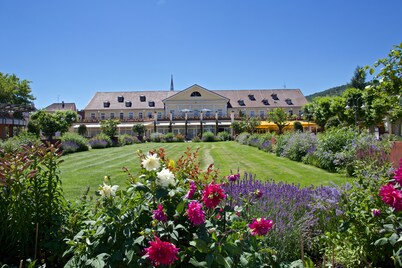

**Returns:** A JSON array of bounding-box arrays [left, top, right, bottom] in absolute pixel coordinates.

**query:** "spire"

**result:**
[[170, 74, 174, 91]]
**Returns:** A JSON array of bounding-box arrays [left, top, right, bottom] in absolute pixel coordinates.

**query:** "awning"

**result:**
[[257, 121, 317, 129]]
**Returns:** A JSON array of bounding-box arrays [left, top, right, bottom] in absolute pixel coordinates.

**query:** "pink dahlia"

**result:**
[[201, 181, 226, 209], [227, 173, 240, 182], [379, 183, 402, 211], [185, 180, 197, 199], [153, 204, 168, 222], [248, 218, 274, 236], [187, 201, 205, 225], [144, 236, 179, 267], [394, 167, 402, 185]]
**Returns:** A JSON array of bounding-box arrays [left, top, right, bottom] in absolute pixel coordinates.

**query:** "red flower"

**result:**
[[185, 180, 197, 199], [153, 204, 168, 222], [144, 236, 179, 267], [202, 181, 226, 209], [394, 167, 402, 185], [187, 201, 205, 225], [379, 183, 402, 211], [248, 218, 273, 236]]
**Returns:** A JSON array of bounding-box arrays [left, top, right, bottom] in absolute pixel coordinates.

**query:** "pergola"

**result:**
[[0, 103, 35, 139]]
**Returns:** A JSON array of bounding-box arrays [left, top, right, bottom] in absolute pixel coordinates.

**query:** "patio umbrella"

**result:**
[[200, 108, 212, 112], [180, 108, 192, 113]]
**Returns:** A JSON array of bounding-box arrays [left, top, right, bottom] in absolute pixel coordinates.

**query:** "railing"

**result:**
[[0, 118, 26, 126]]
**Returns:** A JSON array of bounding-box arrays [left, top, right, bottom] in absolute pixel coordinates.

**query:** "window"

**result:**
[[217, 109, 223, 117], [259, 110, 265, 118], [147, 112, 153, 119], [100, 113, 105, 120], [238, 99, 245, 106], [288, 110, 293, 116], [262, 99, 270, 105], [117, 96, 124, 102], [285, 98, 293, 105], [103, 101, 110, 108], [125, 101, 132, 107], [128, 112, 134, 119], [250, 111, 255, 117], [148, 101, 155, 107], [110, 113, 115, 119], [119, 112, 124, 120], [190, 91, 201, 97], [140, 95, 146, 102], [90, 113, 96, 119], [139, 112, 143, 119], [248, 94, 256, 101], [157, 112, 162, 119], [271, 94, 279, 100]]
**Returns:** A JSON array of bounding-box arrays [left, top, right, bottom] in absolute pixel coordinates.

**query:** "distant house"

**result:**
[[0, 103, 35, 139], [44, 101, 77, 113], [78, 84, 308, 138]]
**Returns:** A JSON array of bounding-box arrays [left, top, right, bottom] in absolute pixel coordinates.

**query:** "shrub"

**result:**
[[0, 144, 66, 266], [192, 135, 201, 142], [217, 131, 231, 141], [117, 134, 136, 146], [61, 132, 89, 153], [235, 132, 250, 145], [77, 124, 88, 136], [247, 133, 262, 148], [0, 132, 41, 154], [174, 133, 185, 142], [202, 131, 215, 142], [89, 133, 112, 149], [280, 132, 317, 162], [293, 121, 303, 132], [165, 132, 175, 142], [150, 132, 165, 142]]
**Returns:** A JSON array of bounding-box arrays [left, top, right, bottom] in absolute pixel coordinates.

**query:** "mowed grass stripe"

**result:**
[[60, 142, 348, 200]]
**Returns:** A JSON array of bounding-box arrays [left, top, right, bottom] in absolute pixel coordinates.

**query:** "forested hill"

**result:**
[[306, 84, 347, 102]]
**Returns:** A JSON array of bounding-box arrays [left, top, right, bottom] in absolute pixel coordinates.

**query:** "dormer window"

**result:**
[[262, 99, 270, 105], [190, 91, 201, 97], [125, 101, 132, 107], [140, 95, 146, 102], [238, 99, 245, 106], [148, 101, 155, 107], [285, 98, 293, 105], [248, 94, 256, 101], [117, 96, 124, 102], [271, 94, 279, 100], [103, 101, 110, 108]]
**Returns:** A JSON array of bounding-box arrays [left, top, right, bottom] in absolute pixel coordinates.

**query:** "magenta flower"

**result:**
[[185, 180, 197, 199], [153, 204, 168, 222], [255, 189, 263, 198], [372, 208, 381, 217], [144, 236, 179, 267], [228, 173, 240, 182], [394, 167, 402, 185], [248, 218, 273, 236], [202, 181, 226, 209], [379, 183, 402, 211], [187, 201, 205, 225]]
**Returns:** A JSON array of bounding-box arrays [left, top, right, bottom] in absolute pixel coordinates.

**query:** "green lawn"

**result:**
[[60, 141, 348, 201]]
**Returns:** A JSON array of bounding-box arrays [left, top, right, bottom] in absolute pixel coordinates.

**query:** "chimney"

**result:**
[[62, 101, 65, 108]]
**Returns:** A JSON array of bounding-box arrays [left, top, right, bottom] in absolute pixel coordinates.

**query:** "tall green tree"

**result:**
[[268, 108, 289, 134], [29, 110, 78, 140], [349, 66, 367, 90], [311, 97, 334, 131], [0, 72, 35, 104]]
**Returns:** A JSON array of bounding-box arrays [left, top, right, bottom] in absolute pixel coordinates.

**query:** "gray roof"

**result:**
[[45, 102, 77, 112], [84, 88, 307, 110]]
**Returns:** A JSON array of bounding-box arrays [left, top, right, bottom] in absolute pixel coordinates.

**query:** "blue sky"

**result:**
[[1, 0, 401, 109]]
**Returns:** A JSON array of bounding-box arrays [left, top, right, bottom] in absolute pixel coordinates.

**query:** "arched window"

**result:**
[[190, 91, 201, 97]]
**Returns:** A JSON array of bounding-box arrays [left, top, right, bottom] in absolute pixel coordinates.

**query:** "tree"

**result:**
[[100, 119, 120, 138], [77, 124, 88, 136], [0, 72, 35, 104], [310, 97, 334, 131], [243, 116, 261, 134], [349, 66, 367, 90], [29, 110, 78, 140], [268, 108, 289, 134], [133, 124, 146, 137]]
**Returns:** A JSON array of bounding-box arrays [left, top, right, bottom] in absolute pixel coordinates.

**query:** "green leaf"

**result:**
[[190, 239, 210, 253], [389, 233, 399, 246], [132, 182, 150, 192], [225, 242, 242, 256], [240, 255, 249, 267], [176, 201, 185, 214], [189, 258, 208, 267], [134, 235, 145, 245], [374, 237, 389, 246]]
